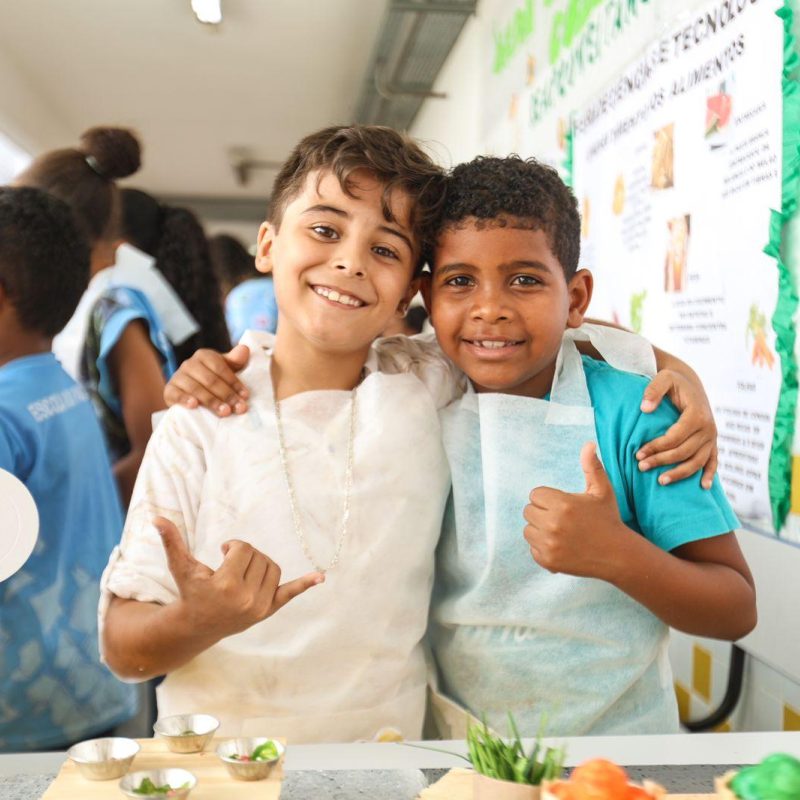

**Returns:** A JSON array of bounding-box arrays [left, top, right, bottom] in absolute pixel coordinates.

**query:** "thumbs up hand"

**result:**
[[522, 442, 627, 579], [154, 517, 325, 641]]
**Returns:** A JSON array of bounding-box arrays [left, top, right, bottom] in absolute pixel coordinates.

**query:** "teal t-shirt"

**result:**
[[0, 353, 138, 751], [581, 355, 738, 550], [431, 356, 738, 737]]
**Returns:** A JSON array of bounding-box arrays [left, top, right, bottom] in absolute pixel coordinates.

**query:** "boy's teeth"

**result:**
[[476, 340, 513, 348], [313, 286, 363, 307]]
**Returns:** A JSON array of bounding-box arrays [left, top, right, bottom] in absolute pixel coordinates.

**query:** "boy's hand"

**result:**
[[637, 368, 717, 489], [163, 345, 252, 417], [154, 516, 324, 640], [523, 443, 628, 579]]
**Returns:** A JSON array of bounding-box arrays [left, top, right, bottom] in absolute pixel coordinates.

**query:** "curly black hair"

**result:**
[[435, 155, 580, 277], [0, 186, 90, 338], [121, 189, 231, 365]]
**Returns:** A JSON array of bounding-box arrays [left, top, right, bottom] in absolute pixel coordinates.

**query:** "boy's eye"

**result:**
[[373, 245, 399, 260], [511, 274, 541, 286], [311, 224, 338, 239], [445, 275, 474, 287]]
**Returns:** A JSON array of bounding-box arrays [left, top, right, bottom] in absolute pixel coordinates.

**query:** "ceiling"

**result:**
[[0, 0, 392, 203]]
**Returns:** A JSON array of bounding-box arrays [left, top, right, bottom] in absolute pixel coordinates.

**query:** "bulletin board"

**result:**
[[480, 0, 800, 536], [572, 0, 789, 530]]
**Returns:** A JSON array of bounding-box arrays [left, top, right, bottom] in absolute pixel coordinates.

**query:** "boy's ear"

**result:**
[[418, 273, 432, 318], [566, 269, 593, 328], [255, 222, 275, 275], [397, 277, 421, 316]]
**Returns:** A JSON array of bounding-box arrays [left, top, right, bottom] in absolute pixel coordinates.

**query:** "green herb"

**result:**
[[179, 730, 196, 736], [403, 713, 565, 787], [132, 777, 189, 796]]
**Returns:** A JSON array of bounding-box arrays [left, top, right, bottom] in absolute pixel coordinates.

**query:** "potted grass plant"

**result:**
[[468, 715, 565, 799]]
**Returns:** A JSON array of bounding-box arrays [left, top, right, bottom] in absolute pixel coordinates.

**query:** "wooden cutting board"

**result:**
[[41, 737, 283, 799], [417, 768, 717, 799]]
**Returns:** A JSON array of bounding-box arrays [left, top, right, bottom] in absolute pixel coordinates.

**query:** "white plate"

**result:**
[[0, 468, 39, 581]]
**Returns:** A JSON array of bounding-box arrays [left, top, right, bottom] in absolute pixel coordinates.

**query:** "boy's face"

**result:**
[[256, 169, 418, 353], [424, 220, 592, 398]]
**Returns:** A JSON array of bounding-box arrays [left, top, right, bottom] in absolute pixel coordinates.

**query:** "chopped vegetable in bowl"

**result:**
[[132, 777, 190, 796], [229, 740, 280, 762]]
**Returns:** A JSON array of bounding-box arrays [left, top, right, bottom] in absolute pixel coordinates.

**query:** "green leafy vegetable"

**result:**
[[230, 740, 280, 762], [132, 777, 189, 796]]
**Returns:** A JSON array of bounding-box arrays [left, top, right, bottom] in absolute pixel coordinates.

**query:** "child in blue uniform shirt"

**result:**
[[424, 156, 756, 736], [0, 187, 138, 751]]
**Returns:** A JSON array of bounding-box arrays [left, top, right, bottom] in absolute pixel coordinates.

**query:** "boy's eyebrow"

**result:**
[[437, 259, 553, 276], [302, 204, 414, 252]]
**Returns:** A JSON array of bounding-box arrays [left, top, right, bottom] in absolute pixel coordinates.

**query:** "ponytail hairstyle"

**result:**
[[15, 126, 141, 245], [121, 188, 231, 365]]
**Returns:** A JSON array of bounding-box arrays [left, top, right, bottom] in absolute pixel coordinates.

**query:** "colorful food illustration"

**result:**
[[664, 215, 690, 293], [717, 753, 800, 799], [527, 54, 537, 85], [133, 777, 190, 796], [230, 739, 280, 762], [706, 83, 733, 137], [630, 290, 647, 334], [543, 759, 665, 799], [612, 174, 625, 215], [509, 93, 519, 120], [557, 117, 568, 152], [581, 196, 590, 238], [746, 304, 775, 368], [651, 123, 674, 189]]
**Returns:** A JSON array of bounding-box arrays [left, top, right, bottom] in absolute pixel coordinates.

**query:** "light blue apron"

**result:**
[[430, 326, 679, 737]]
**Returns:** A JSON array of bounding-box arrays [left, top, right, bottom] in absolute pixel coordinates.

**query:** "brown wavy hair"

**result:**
[[268, 125, 445, 275]]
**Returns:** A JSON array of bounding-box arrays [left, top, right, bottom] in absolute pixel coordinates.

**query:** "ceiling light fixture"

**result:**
[[191, 0, 222, 25]]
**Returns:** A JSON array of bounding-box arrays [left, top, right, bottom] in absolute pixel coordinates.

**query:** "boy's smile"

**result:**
[[426, 220, 592, 398], [256, 170, 418, 356]]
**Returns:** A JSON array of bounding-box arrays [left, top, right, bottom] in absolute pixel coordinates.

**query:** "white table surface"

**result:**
[[1, 731, 798, 777]]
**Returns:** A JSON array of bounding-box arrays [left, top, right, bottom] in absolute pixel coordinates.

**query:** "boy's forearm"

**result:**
[[103, 596, 222, 680], [600, 529, 756, 640], [584, 317, 699, 382]]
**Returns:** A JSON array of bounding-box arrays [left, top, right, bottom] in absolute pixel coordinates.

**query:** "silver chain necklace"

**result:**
[[270, 371, 357, 574]]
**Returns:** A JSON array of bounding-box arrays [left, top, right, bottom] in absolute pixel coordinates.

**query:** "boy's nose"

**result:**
[[471, 291, 510, 322], [334, 260, 365, 278]]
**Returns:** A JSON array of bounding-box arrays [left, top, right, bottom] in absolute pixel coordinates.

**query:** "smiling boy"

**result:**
[[425, 155, 755, 736], [100, 125, 459, 742]]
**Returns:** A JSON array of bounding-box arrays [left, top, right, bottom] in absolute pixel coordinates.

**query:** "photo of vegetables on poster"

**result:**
[[572, 0, 784, 528]]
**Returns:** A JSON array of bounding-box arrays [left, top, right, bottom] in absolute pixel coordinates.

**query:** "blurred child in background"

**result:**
[[121, 189, 231, 366], [0, 187, 137, 752], [15, 127, 170, 505], [209, 232, 278, 343]]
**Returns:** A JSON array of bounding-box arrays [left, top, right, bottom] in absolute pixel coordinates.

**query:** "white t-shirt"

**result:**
[[99, 331, 459, 743]]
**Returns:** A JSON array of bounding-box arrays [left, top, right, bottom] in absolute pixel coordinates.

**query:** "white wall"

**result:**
[[411, 0, 730, 162], [0, 44, 71, 157]]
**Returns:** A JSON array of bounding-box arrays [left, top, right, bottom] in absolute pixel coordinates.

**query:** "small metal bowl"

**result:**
[[153, 713, 219, 753], [66, 736, 140, 780], [216, 737, 284, 781], [119, 768, 196, 799]]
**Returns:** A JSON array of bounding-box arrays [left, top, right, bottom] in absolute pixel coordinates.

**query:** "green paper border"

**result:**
[[767, 2, 800, 531], [563, 120, 574, 188]]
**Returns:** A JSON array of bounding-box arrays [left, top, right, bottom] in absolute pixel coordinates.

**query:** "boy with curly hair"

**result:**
[[425, 155, 754, 736], [0, 186, 137, 751]]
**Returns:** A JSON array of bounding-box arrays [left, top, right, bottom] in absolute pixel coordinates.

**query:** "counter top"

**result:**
[[2, 730, 798, 776]]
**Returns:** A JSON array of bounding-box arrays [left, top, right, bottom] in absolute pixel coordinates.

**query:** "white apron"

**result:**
[[430, 326, 679, 736]]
